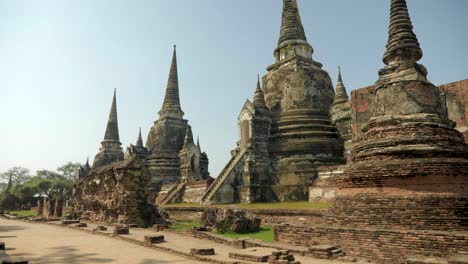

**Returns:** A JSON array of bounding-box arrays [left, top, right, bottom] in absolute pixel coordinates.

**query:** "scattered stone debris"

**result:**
[[269, 250, 300, 264], [144, 235, 165, 244], [201, 208, 261, 233], [190, 248, 215, 256]]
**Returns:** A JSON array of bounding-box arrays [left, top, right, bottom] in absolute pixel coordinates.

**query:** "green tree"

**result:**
[[57, 162, 81, 181], [0, 167, 31, 187]]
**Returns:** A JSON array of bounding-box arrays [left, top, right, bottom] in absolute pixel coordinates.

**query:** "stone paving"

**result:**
[[0, 218, 369, 264]]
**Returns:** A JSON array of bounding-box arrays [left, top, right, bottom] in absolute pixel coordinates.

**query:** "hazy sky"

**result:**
[[1, 0, 467, 176]]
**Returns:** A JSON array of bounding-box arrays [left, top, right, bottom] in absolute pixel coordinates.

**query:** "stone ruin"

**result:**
[[72, 46, 212, 226], [202, 0, 345, 205], [36, 197, 64, 219], [201, 208, 261, 234], [274, 0, 468, 263]]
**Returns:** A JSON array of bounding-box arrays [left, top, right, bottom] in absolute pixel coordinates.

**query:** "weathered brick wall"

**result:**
[[439, 79, 468, 143], [350, 85, 374, 140], [309, 165, 346, 201], [72, 157, 158, 227], [182, 180, 212, 203], [275, 224, 468, 263], [162, 207, 325, 227]]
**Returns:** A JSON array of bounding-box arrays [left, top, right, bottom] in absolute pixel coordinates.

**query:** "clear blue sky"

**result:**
[[1, 0, 467, 176]]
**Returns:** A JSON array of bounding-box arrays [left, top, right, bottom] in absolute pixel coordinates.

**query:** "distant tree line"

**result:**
[[0, 162, 81, 211]]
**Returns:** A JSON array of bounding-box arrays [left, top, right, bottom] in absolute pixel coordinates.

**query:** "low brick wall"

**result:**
[[163, 207, 325, 226], [275, 224, 468, 263]]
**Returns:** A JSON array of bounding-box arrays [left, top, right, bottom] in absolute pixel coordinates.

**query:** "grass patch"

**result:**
[[8, 209, 37, 217], [160, 201, 332, 210], [220, 226, 275, 243], [168, 219, 201, 231]]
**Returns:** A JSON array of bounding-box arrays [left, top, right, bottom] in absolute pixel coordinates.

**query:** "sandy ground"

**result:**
[[0, 218, 204, 264]]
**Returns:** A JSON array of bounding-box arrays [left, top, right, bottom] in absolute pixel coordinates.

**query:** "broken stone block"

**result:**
[[190, 248, 215, 256], [113, 226, 129, 235], [144, 235, 165, 244], [0, 242, 4, 250], [73, 223, 87, 228]]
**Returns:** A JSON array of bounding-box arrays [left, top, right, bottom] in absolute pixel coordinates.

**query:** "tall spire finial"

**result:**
[[253, 75, 267, 109], [383, 0, 422, 65], [103, 89, 120, 142], [159, 45, 184, 119], [197, 136, 201, 152], [338, 66, 343, 83], [333, 67, 348, 104], [136, 128, 143, 147], [278, 0, 307, 46]]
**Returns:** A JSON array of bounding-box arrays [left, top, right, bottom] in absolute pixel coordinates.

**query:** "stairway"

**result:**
[[156, 182, 186, 205], [201, 148, 248, 205]]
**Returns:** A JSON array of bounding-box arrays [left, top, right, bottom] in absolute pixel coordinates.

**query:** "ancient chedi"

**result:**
[[330, 67, 352, 156], [73, 47, 211, 225], [335, 0, 468, 235], [92, 89, 124, 168], [146, 46, 210, 186], [202, 0, 344, 204]]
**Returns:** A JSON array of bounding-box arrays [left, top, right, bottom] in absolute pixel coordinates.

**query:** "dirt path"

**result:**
[[0, 218, 203, 264]]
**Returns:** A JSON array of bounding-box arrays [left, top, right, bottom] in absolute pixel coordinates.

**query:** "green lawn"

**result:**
[[160, 201, 332, 210], [220, 226, 275, 243], [8, 209, 37, 217], [168, 219, 202, 231]]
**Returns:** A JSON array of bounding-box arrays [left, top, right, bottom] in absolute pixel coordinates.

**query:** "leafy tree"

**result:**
[[57, 162, 81, 181], [0, 167, 31, 187]]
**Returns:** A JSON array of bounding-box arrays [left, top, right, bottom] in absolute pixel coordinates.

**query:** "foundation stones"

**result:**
[[190, 248, 215, 256], [144, 235, 165, 244], [0, 242, 4, 250], [113, 225, 129, 235], [1, 259, 29, 264], [61, 220, 80, 225]]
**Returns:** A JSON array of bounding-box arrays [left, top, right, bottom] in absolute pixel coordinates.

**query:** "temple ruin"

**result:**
[[202, 0, 345, 204], [72, 46, 212, 226]]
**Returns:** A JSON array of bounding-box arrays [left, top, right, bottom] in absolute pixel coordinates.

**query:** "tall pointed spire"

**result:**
[[278, 0, 307, 46], [333, 66, 348, 104], [383, 0, 422, 65], [159, 45, 184, 119], [197, 136, 201, 152], [103, 89, 120, 142], [136, 128, 143, 147], [253, 75, 267, 109], [85, 157, 90, 169], [275, 0, 313, 62]]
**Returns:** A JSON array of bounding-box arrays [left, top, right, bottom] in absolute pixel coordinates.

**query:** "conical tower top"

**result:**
[[253, 75, 267, 109], [85, 157, 90, 169], [383, 0, 422, 65], [103, 89, 120, 142], [136, 128, 144, 147], [275, 0, 313, 62], [197, 136, 201, 152], [159, 45, 184, 119], [278, 0, 307, 46], [333, 66, 348, 105]]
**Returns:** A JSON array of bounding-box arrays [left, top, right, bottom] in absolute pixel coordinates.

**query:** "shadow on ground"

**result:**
[[12, 246, 114, 264], [0, 225, 24, 233]]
